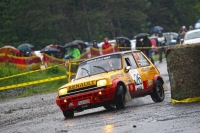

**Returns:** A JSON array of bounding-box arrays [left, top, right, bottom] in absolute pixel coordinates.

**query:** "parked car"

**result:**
[[163, 32, 178, 45], [56, 50, 165, 118], [181, 29, 200, 44]]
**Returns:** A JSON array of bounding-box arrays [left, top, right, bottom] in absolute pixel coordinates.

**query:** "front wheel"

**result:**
[[103, 103, 116, 111], [151, 80, 165, 102], [115, 85, 126, 109], [62, 110, 74, 118]]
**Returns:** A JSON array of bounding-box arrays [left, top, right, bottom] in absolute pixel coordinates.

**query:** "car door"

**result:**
[[123, 53, 147, 96], [133, 51, 155, 89]]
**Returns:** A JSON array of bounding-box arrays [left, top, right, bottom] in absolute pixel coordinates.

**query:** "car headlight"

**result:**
[[58, 88, 68, 96], [97, 79, 107, 87]]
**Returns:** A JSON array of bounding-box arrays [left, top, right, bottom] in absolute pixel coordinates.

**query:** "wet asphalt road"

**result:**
[[1, 59, 200, 133]]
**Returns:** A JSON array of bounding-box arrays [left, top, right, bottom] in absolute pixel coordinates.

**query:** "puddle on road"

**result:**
[[103, 124, 114, 133]]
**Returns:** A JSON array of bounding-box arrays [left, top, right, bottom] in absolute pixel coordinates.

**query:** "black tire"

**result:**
[[103, 103, 116, 111], [151, 80, 165, 102], [62, 110, 74, 118], [115, 85, 125, 109]]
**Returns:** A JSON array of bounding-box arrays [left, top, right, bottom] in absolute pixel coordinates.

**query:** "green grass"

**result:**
[[0, 62, 67, 100], [152, 53, 166, 62]]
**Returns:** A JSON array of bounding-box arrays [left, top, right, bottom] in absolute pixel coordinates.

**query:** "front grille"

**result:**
[[59, 86, 106, 98]]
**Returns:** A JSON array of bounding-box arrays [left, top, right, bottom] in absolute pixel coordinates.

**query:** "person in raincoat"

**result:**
[[64, 46, 80, 60], [102, 38, 112, 50], [142, 36, 154, 64], [136, 38, 145, 53], [156, 31, 166, 63]]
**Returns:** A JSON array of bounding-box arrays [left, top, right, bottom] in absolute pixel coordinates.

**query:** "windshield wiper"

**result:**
[[81, 68, 90, 76], [93, 66, 108, 73]]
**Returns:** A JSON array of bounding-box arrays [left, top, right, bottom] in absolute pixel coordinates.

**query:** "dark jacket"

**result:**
[[92, 44, 99, 49], [136, 39, 145, 52], [142, 37, 152, 50]]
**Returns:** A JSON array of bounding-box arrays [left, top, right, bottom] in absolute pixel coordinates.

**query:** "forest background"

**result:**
[[0, 0, 200, 50]]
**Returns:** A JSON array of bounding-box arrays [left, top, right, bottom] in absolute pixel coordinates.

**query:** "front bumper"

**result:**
[[56, 86, 116, 111]]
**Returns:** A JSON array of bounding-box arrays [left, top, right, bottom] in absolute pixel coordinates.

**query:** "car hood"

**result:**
[[59, 70, 124, 91]]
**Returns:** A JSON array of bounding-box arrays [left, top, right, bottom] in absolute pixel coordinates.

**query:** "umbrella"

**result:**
[[46, 44, 64, 49], [0, 45, 18, 55], [40, 47, 59, 53], [115, 36, 131, 45], [56, 44, 64, 49], [17, 43, 34, 52], [63, 42, 75, 48], [64, 40, 87, 48], [72, 40, 87, 48], [134, 33, 149, 39], [150, 26, 163, 33]]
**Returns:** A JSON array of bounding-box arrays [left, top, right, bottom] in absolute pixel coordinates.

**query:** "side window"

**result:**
[[124, 54, 137, 69], [133, 52, 150, 67]]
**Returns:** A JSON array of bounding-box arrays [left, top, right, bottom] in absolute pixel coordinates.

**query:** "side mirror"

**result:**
[[71, 78, 75, 82], [137, 60, 141, 66], [125, 66, 131, 73]]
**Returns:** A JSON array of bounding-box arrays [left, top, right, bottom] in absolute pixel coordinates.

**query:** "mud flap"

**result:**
[[163, 82, 169, 92], [125, 85, 132, 102]]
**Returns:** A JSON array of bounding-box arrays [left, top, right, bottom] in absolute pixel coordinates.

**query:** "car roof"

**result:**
[[183, 29, 200, 42], [81, 50, 140, 63], [185, 29, 200, 34]]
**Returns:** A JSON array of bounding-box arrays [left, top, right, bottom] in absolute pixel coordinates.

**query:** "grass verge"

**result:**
[[0, 63, 67, 101]]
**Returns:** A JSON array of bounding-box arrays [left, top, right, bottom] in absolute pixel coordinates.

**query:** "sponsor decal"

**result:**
[[68, 80, 96, 90], [147, 80, 153, 87], [125, 73, 132, 83], [141, 67, 155, 72], [110, 71, 124, 79], [86, 56, 111, 64], [146, 74, 150, 78]]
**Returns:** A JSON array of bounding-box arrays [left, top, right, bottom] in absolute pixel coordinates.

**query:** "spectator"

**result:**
[[77, 44, 86, 54], [16, 50, 22, 57], [92, 40, 99, 49], [156, 31, 166, 63], [142, 36, 154, 64], [189, 25, 193, 31], [136, 38, 145, 53], [177, 27, 186, 44], [115, 39, 120, 47], [182, 26, 187, 32], [120, 39, 131, 51], [64, 46, 80, 60], [102, 37, 112, 50]]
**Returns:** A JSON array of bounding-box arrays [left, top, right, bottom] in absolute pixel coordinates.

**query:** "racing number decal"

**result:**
[[129, 69, 144, 91], [133, 73, 142, 85]]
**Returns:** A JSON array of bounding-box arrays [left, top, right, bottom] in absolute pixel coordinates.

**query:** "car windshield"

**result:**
[[75, 54, 122, 79], [185, 31, 200, 40]]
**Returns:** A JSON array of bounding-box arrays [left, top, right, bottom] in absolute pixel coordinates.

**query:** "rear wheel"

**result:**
[[115, 85, 125, 109], [151, 80, 165, 102], [62, 110, 74, 118]]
